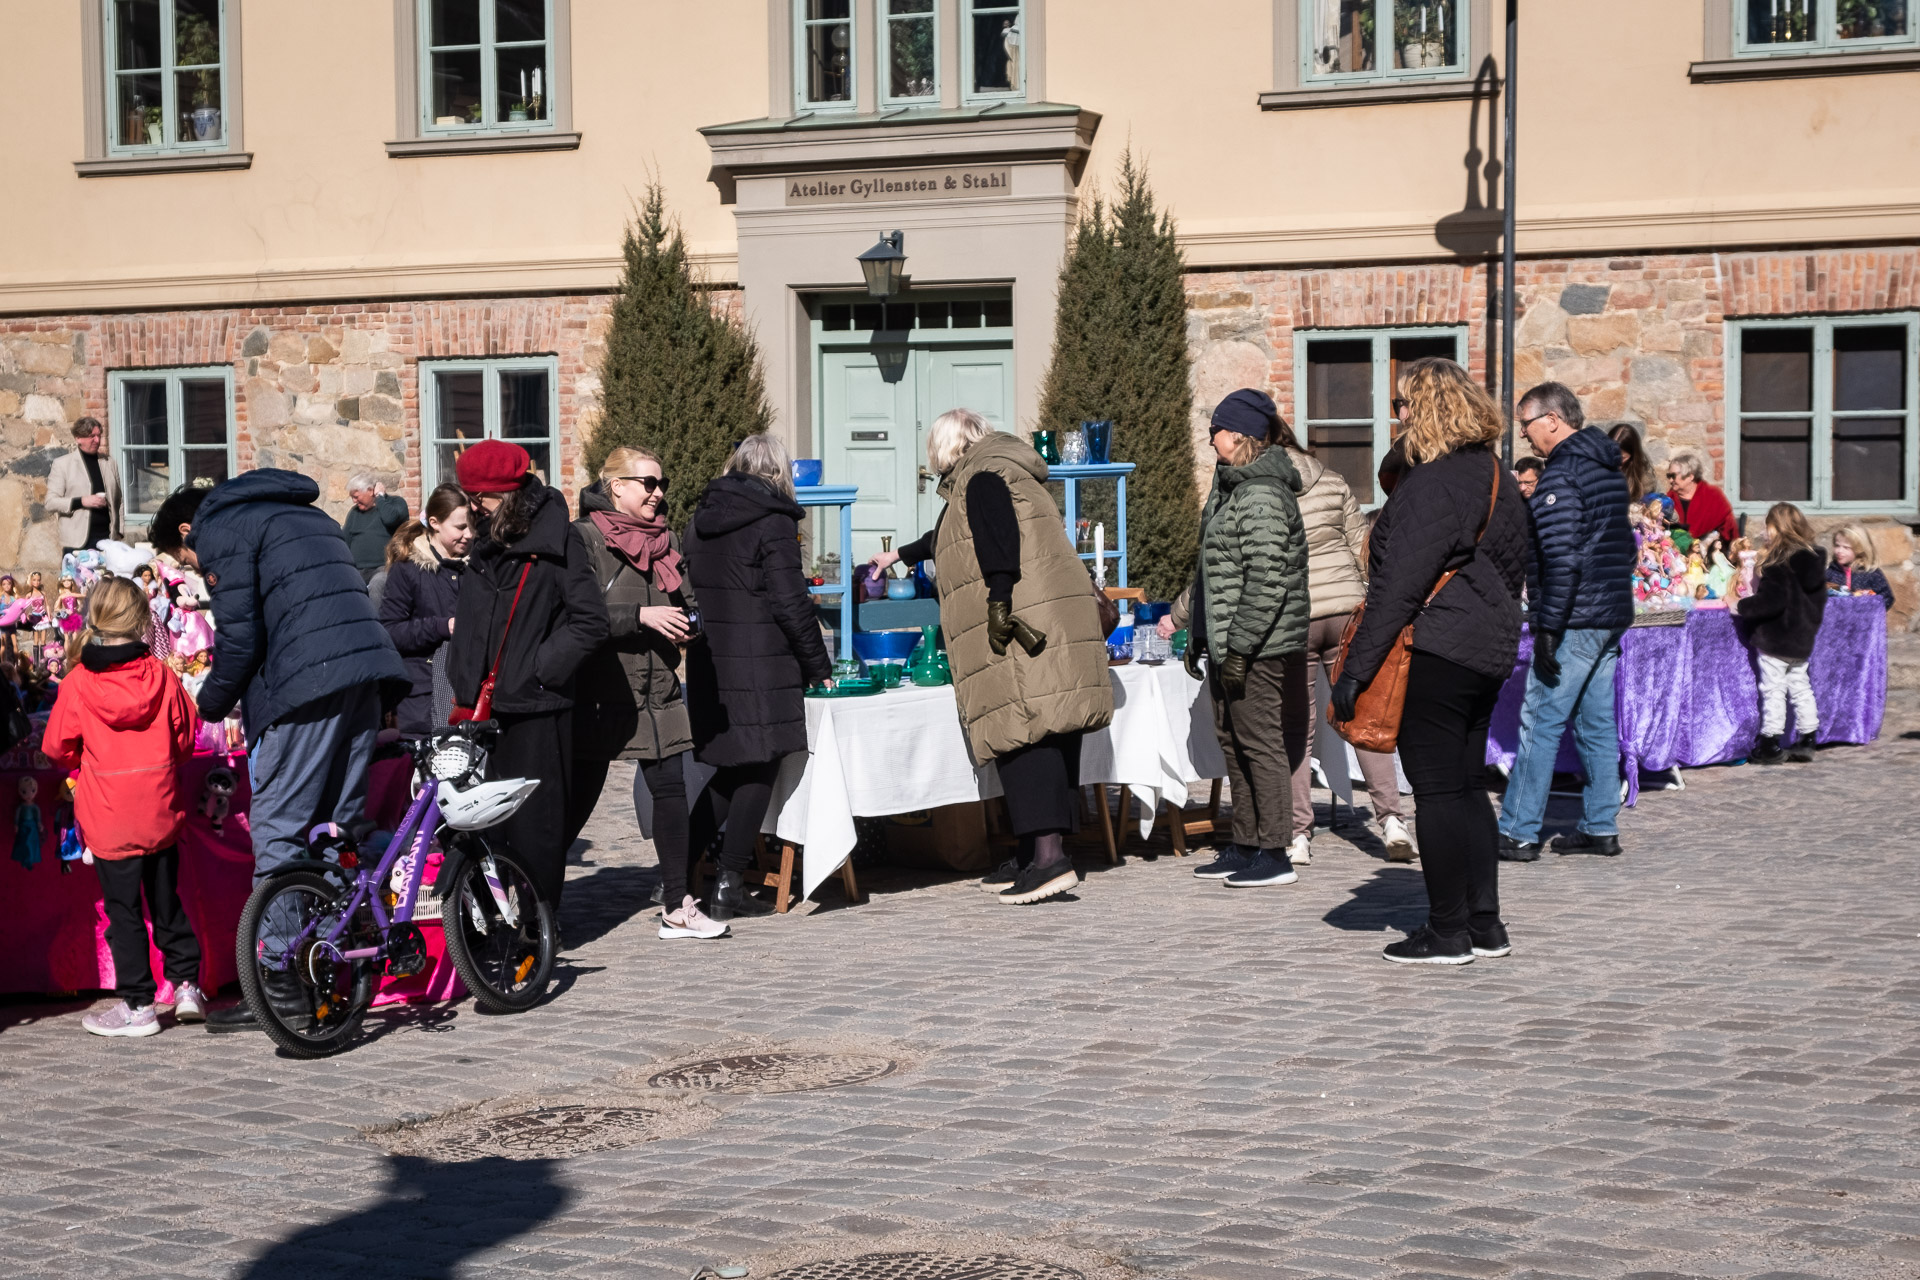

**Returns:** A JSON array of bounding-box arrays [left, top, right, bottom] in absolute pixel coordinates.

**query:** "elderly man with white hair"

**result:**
[[341, 473, 409, 581]]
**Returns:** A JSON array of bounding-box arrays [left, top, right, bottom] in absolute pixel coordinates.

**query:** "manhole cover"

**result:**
[[648, 1052, 897, 1094], [442, 1105, 663, 1157], [768, 1254, 1084, 1280]]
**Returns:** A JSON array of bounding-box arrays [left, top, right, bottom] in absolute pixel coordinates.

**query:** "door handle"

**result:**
[[918, 466, 935, 494]]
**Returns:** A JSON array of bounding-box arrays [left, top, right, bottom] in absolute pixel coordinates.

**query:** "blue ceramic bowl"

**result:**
[[851, 630, 921, 664], [885, 578, 918, 600], [791, 459, 824, 487]]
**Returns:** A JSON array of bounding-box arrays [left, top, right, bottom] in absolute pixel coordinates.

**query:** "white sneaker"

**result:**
[[660, 895, 729, 940], [82, 1001, 161, 1038], [1381, 816, 1417, 863], [1286, 833, 1312, 867], [171, 982, 207, 1023]]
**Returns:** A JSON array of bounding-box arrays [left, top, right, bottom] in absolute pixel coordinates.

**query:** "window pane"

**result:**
[[1307, 340, 1373, 420], [435, 371, 486, 440], [971, 3, 1022, 93], [1832, 417, 1906, 501], [173, 0, 221, 66], [947, 300, 981, 329], [180, 380, 228, 445], [432, 49, 484, 124], [182, 447, 230, 491], [1311, 0, 1376, 74], [1837, 0, 1908, 39], [884, 302, 915, 330], [1741, 328, 1813, 412], [117, 72, 165, 146], [123, 449, 171, 516], [519, 442, 553, 482], [821, 303, 852, 331], [1833, 326, 1905, 411], [431, 0, 482, 47], [913, 301, 946, 329], [177, 69, 222, 140], [1746, 0, 1815, 44], [121, 380, 170, 448], [1309, 423, 1376, 503], [803, 1, 853, 103], [499, 370, 550, 438], [1391, 0, 1457, 69], [437, 441, 471, 484], [983, 297, 1013, 327], [1739, 418, 1812, 501], [496, 0, 546, 43], [888, 0, 938, 99], [114, 0, 163, 71], [496, 44, 548, 120]]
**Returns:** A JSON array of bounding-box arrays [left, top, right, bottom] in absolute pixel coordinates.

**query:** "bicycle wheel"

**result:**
[[235, 869, 375, 1058], [439, 840, 555, 1013]]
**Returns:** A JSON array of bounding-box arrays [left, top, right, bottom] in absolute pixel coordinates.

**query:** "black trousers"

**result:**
[[1398, 649, 1505, 939], [490, 710, 572, 906], [94, 847, 200, 1007], [691, 760, 780, 876], [995, 731, 1086, 838], [566, 754, 693, 904]]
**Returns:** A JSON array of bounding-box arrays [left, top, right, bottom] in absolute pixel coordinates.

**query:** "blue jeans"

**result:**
[[1498, 628, 1623, 843]]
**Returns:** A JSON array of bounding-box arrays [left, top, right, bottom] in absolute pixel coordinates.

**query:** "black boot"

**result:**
[[1786, 732, 1818, 763], [206, 971, 308, 1033], [1750, 733, 1786, 765], [1497, 834, 1541, 862], [710, 868, 773, 923]]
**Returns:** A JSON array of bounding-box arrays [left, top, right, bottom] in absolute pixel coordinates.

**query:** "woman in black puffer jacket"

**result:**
[[448, 442, 610, 907], [378, 483, 473, 735], [1333, 358, 1531, 967], [682, 434, 832, 922]]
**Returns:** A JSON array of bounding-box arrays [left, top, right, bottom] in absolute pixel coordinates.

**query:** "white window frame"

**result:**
[[795, 0, 860, 113], [1723, 313, 1920, 516], [1302, 0, 1470, 85], [879, 0, 943, 109], [103, 0, 231, 156], [418, 0, 556, 136], [106, 365, 237, 528], [1733, 0, 1920, 58], [961, 0, 1026, 103], [419, 356, 562, 493], [1292, 325, 1467, 506]]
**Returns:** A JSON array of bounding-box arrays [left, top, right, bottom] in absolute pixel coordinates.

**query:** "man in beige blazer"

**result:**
[[44, 417, 123, 554]]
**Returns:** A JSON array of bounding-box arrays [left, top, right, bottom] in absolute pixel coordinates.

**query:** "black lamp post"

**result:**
[[1500, 0, 1518, 467], [858, 231, 907, 298]]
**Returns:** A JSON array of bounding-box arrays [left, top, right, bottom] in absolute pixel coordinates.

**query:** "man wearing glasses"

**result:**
[[1498, 382, 1636, 862]]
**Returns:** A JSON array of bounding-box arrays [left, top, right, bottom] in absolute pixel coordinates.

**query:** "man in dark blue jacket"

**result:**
[[150, 471, 408, 1030], [1498, 383, 1636, 861]]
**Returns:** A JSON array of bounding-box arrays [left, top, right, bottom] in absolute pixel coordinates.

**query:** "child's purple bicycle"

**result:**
[[234, 721, 554, 1057]]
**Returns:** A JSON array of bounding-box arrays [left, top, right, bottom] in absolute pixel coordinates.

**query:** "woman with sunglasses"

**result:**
[[569, 448, 722, 939]]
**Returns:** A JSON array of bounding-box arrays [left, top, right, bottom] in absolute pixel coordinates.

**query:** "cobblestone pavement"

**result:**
[[6, 727, 1919, 1280]]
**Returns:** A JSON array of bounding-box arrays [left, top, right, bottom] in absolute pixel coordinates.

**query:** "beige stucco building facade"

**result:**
[[3, 1, 1917, 615]]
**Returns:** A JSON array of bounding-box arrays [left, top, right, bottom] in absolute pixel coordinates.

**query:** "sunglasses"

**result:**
[[609, 474, 669, 493], [1391, 398, 1409, 417]]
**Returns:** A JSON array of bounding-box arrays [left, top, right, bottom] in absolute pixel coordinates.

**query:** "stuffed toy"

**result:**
[[55, 797, 80, 875], [200, 765, 236, 834], [13, 775, 41, 870]]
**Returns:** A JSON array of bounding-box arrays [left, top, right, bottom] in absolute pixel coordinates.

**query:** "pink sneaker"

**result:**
[[82, 1001, 161, 1038], [659, 895, 729, 940], [171, 983, 207, 1023]]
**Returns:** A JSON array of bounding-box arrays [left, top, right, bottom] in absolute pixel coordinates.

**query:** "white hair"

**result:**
[[926, 408, 996, 476], [1668, 450, 1706, 482], [726, 433, 796, 503], [348, 473, 376, 493]]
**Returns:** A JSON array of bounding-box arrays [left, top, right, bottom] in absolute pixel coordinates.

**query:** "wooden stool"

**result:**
[[697, 838, 865, 914]]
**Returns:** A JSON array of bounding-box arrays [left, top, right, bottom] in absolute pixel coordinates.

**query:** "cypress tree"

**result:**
[[587, 184, 771, 532], [1036, 151, 1198, 601]]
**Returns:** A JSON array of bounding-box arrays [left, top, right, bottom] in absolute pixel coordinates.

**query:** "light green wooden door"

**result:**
[[917, 345, 1016, 537]]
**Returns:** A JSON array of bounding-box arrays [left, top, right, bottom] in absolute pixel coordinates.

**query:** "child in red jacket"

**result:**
[[44, 576, 203, 1038]]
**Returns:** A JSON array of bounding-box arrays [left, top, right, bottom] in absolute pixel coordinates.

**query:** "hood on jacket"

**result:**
[[1548, 425, 1626, 476], [80, 638, 148, 674], [1287, 447, 1328, 495], [74, 649, 171, 729], [578, 479, 613, 518], [692, 473, 804, 538], [936, 430, 1049, 500], [1217, 443, 1303, 495], [406, 534, 462, 574], [192, 469, 321, 541]]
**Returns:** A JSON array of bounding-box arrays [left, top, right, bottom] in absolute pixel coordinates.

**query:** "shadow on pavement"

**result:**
[[1322, 866, 1428, 934], [557, 863, 658, 950], [240, 1154, 570, 1278]]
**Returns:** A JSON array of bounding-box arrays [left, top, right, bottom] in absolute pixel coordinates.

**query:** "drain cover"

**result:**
[[442, 1105, 664, 1157], [768, 1254, 1083, 1280], [648, 1052, 897, 1094]]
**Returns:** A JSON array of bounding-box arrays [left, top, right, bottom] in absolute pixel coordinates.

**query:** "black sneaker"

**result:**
[[1224, 850, 1298, 887], [998, 858, 1078, 905], [1552, 831, 1621, 856], [1750, 733, 1786, 765], [981, 858, 1019, 890], [1382, 925, 1475, 965], [1470, 922, 1512, 958], [1192, 846, 1252, 879], [1786, 732, 1817, 763], [1497, 834, 1541, 862]]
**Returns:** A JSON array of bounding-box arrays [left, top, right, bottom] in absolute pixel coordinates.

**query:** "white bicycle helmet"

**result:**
[[439, 777, 539, 831]]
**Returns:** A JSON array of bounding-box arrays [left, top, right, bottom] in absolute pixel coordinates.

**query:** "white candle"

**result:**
[[1094, 523, 1106, 585], [532, 67, 542, 101], [520, 69, 527, 102]]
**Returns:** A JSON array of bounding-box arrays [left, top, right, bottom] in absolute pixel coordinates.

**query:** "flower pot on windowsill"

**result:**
[[508, 109, 529, 122], [190, 106, 220, 141], [146, 123, 164, 145]]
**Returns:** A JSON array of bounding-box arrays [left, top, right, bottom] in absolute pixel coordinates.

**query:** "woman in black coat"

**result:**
[[448, 442, 610, 907], [378, 483, 473, 735], [681, 433, 832, 921], [1332, 358, 1531, 967]]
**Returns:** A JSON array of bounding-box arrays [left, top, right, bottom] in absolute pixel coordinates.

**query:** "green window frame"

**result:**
[[106, 366, 237, 527], [962, 0, 1026, 103], [419, 0, 555, 135], [104, 0, 229, 155], [796, 0, 858, 112], [1733, 0, 1918, 57], [1303, 0, 1469, 83], [420, 356, 562, 494], [881, 0, 942, 109], [1292, 326, 1466, 506], [1724, 314, 1919, 516]]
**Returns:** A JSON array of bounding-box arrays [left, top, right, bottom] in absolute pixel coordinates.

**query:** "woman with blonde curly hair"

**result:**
[[1330, 357, 1531, 965]]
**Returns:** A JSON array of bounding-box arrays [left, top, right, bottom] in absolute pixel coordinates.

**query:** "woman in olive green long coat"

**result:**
[[867, 409, 1113, 906]]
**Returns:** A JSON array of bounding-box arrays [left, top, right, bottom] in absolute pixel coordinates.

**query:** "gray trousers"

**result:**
[[1210, 654, 1307, 851], [249, 683, 381, 882], [1293, 613, 1405, 835]]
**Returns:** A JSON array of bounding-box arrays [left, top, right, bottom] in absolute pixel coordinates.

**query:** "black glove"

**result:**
[[986, 600, 1047, 657], [1218, 651, 1249, 701], [1182, 637, 1204, 681], [1533, 629, 1563, 684], [1330, 671, 1363, 724]]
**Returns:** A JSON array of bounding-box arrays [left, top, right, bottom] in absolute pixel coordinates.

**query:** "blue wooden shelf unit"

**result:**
[[796, 484, 858, 661], [1051, 462, 1137, 588]]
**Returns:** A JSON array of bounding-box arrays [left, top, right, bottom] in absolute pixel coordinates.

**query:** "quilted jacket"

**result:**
[[1193, 445, 1310, 660], [1526, 425, 1636, 634], [1290, 448, 1369, 620]]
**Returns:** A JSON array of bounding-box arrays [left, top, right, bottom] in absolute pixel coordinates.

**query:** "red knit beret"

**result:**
[[456, 439, 532, 493]]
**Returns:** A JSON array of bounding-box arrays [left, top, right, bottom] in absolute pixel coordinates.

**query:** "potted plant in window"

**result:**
[[507, 99, 530, 122], [1395, 1, 1447, 68], [144, 104, 164, 146], [176, 9, 221, 140]]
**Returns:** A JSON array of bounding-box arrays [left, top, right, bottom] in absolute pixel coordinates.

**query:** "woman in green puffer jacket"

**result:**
[[1184, 389, 1311, 888]]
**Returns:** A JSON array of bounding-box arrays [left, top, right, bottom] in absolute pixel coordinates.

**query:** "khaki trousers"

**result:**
[[1292, 613, 1406, 837], [1210, 653, 1308, 851]]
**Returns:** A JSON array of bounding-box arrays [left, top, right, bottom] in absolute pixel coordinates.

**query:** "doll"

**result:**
[[55, 782, 80, 875], [199, 765, 236, 835], [1731, 537, 1759, 599], [0, 574, 16, 611], [54, 578, 83, 635], [13, 775, 41, 869]]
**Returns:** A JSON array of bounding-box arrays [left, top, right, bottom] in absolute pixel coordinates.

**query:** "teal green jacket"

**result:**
[[1194, 446, 1310, 660]]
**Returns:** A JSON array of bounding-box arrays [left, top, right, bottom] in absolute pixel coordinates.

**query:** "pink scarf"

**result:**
[[592, 509, 682, 594]]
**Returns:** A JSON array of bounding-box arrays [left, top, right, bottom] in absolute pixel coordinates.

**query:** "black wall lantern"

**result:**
[[858, 230, 907, 298]]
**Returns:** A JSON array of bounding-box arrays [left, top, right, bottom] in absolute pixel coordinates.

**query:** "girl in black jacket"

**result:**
[[449, 443, 610, 907], [1738, 503, 1828, 765], [682, 434, 833, 922], [378, 484, 472, 734]]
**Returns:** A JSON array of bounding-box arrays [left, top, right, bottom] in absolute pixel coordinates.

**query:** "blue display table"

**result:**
[[797, 484, 858, 661], [1051, 462, 1136, 588]]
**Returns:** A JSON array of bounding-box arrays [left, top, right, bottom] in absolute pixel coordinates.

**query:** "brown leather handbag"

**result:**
[[1328, 456, 1500, 752]]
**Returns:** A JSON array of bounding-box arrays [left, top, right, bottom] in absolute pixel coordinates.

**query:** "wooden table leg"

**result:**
[[773, 842, 795, 913], [838, 855, 864, 905], [1093, 784, 1118, 865]]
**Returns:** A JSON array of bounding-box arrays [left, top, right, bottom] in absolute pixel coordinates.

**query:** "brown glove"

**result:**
[[987, 600, 1048, 657]]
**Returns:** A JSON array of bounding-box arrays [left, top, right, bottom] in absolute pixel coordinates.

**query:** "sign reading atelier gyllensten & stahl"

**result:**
[[785, 166, 1013, 206]]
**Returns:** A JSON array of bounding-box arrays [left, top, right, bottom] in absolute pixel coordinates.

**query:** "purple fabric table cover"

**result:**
[[1487, 595, 1886, 804]]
